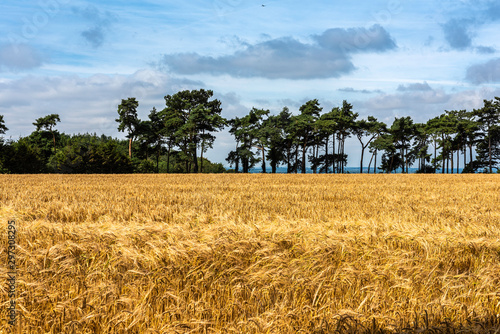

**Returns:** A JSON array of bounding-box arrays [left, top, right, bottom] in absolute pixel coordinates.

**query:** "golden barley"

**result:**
[[0, 174, 499, 333]]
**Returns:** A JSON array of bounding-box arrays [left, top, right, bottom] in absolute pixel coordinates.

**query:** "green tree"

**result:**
[[413, 123, 433, 173], [232, 108, 268, 173], [4, 138, 46, 173], [261, 109, 291, 173], [116, 98, 140, 158], [331, 101, 358, 173], [462, 111, 481, 172], [372, 133, 399, 173], [162, 89, 224, 173], [475, 125, 500, 172], [226, 117, 242, 173], [246, 108, 269, 173], [474, 98, 500, 173], [33, 114, 60, 153], [354, 116, 385, 173], [315, 109, 337, 173], [0, 115, 7, 135], [389, 116, 416, 173], [426, 116, 439, 172], [292, 100, 322, 173], [191, 101, 227, 173], [137, 107, 166, 173]]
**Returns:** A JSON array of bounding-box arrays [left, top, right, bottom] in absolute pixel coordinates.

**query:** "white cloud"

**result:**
[[0, 70, 203, 137], [0, 44, 43, 71], [466, 58, 500, 84], [158, 25, 397, 79]]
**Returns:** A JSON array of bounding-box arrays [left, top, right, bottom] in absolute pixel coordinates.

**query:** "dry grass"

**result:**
[[0, 174, 499, 333]]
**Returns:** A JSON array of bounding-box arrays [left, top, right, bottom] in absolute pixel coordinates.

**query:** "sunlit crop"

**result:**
[[1, 174, 499, 333]]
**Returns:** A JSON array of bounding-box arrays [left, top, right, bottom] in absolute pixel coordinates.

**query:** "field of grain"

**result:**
[[0, 174, 499, 333]]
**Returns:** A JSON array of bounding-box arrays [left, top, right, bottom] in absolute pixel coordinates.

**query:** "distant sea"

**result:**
[[227, 167, 466, 174]]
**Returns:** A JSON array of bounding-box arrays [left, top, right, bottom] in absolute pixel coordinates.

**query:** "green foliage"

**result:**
[[48, 135, 133, 173], [116, 98, 140, 137], [331, 101, 358, 173], [161, 89, 226, 173], [473, 98, 500, 173], [33, 113, 61, 153], [475, 124, 500, 172], [0, 115, 8, 135], [33, 114, 60, 132], [353, 116, 386, 173], [3, 137, 47, 173], [389, 116, 417, 173], [226, 108, 268, 173], [116, 97, 140, 158], [294, 100, 322, 173]]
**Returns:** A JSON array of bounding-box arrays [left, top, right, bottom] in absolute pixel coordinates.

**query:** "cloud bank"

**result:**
[[0, 70, 203, 136], [466, 58, 500, 84], [158, 25, 397, 79], [0, 44, 43, 72]]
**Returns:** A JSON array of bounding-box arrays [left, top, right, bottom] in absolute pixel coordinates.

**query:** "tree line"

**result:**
[[0, 89, 499, 174], [224, 98, 500, 174]]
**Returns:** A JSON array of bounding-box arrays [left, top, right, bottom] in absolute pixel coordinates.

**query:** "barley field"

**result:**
[[1, 174, 500, 333]]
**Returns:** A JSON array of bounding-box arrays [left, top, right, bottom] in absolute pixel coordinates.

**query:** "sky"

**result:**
[[1, 0, 500, 167]]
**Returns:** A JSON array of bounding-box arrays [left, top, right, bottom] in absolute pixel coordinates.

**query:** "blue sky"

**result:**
[[1, 0, 500, 166]]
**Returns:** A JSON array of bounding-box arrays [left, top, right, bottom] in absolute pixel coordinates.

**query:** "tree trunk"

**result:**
[[200, 142, 204, 173], [156, 145, 160, 173], [302, 139, 307, 174], [442, 135, 445, 174], [235, 142, 240, 173], [332, 135, 336, 174], [368, 151, 374, 174], [451, 149, 454, 174], [463, 147, 466, 172], [261, 145, 266, 173], [193, 145, 198, 173], [401, 147, 405, 173], [360, 146, 365, 174], [469, 144, 473, 168], [434, 138, 437, 172], [374, 150, 378, 174], [295, 146, 298, 174], [313, 144, 317, 174], [129, 137, 132, 158], [316, 143, 320, 173], [489, 134, 492, 173], [341, 135, 345, 174], [389, 154, 394, 173], [446, 152, 449, 174], [52, 131, 56, 154], [405, 149, 410, 174], [166, 145, 171, 173], [325, 135, 329, 174], [271, 154, 277, 174], [286, 145, 292, 174]]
